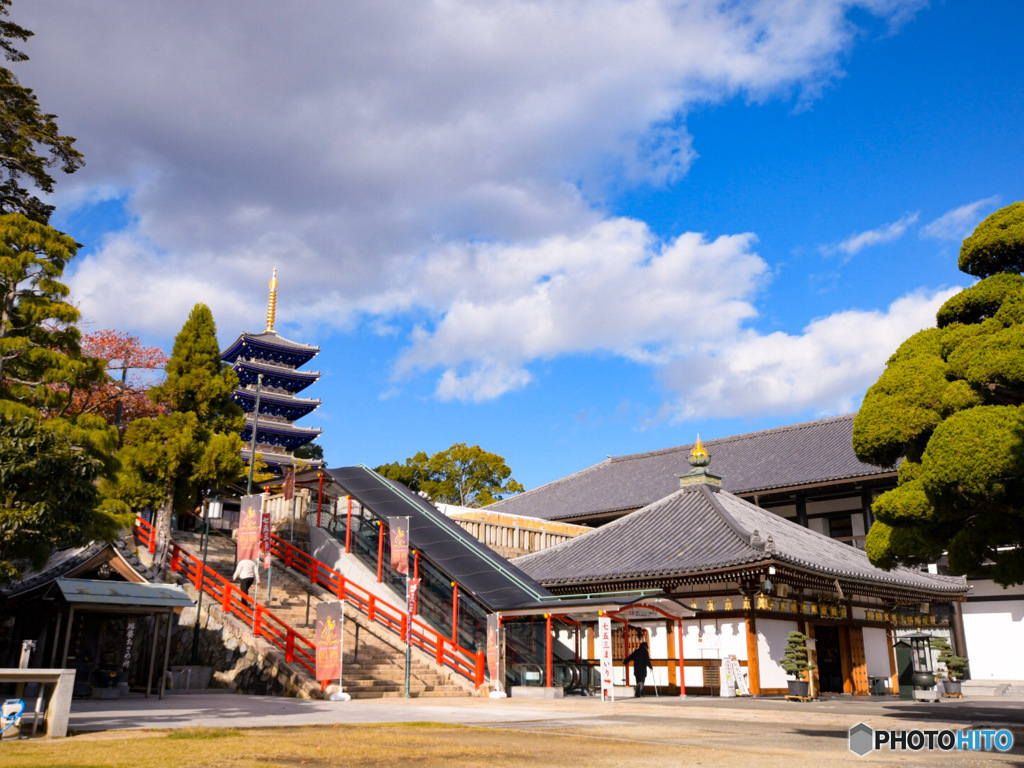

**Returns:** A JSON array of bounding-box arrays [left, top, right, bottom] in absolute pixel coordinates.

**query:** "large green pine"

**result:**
[[0, 0, 84, 223], [853, 202, 1024, 586], [0, 213, 105, 418], [107, 304, 244, 571]]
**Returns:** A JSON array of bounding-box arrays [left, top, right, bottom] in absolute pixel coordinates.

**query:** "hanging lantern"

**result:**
[[724, 597, 734, 611], [742, 596, 752, 610], [756, 594, 768, 610], [706, 599, 716, 612], [690, 599, 698, 610]]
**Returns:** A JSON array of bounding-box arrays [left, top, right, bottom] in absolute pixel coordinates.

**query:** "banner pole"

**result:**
[[405, 571, 411, 698]]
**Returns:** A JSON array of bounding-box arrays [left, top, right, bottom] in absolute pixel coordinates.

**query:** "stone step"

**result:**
[[171, 530, 474, 701]]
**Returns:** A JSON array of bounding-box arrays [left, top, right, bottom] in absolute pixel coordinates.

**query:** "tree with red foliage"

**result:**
[[63, 330, 168, 433]]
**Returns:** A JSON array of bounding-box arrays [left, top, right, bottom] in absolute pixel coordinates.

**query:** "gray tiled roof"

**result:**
[[492, 414, 891, 521], [514, 484, 966, 596]]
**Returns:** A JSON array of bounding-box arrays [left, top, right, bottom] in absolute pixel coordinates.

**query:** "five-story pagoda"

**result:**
[[221, 269, 322, 476]]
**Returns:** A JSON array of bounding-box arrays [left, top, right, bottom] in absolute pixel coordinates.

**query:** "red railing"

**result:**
[[268, 531, 485, 687], [135, 517, 485, 688], [134, 517, 316, 676]]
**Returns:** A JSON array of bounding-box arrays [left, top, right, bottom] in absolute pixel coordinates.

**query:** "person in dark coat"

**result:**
[[624, 640, 654, 697]]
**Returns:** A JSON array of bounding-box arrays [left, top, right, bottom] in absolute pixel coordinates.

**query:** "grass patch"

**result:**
[[165, 726, 240, 740]]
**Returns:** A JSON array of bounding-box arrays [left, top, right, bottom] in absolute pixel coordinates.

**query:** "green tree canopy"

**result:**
[[0, 213, 104, 417], [375, 443, 524, 507], [853, 202, 1024, 586], [105, 304, 244, 571], [0, 0, 84, 223], [0, 412, 128, 583]]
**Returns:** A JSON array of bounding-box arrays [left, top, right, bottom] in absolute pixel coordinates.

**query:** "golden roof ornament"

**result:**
[[265, 267, 278, 333], [678, 433, 722, 488], [689, 434, 709, 467]]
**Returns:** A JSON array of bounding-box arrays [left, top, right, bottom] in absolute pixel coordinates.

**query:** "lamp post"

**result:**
[[245, 373, 264, 494], [190, 492, 222, 665]]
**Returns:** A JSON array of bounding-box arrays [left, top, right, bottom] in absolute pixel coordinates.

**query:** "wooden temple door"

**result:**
[[847, 626, 870, 695]]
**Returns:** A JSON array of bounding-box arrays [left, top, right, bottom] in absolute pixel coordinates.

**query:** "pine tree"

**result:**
[[0, 213, 105, 418], [106, 304, 244, 572], [0, 0, 84, 223], [854, 202, 1024, 585]]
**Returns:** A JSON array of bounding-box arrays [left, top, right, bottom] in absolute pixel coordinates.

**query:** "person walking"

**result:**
[[232, 558, 259, 604], [625, 640, 654, 697]]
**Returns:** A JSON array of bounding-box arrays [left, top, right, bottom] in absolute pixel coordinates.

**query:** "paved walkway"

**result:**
[[68, 691, 1024, 733]]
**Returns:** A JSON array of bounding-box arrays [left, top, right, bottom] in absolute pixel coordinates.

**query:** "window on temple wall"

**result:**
[[612, 625, 650, 660], [828, 514, 854, 545]]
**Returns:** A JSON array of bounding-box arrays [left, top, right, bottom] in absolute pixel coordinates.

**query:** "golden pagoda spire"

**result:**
[[264, 267, 278, 333]]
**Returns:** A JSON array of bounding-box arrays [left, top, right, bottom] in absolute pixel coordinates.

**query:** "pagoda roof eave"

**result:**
[[232, 358, 320, 379], [233, 389, 321, 408], [222, 330, 319, 357]]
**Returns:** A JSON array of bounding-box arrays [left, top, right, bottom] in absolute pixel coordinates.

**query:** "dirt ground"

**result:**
[[3, 703, 1022, 768]]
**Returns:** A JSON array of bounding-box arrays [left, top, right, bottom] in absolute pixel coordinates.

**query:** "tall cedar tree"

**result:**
[[106, 304, 244, 572], [853, 202, 1024, 585], [375, 443, 524, 507], [0, 0, 84, 223]]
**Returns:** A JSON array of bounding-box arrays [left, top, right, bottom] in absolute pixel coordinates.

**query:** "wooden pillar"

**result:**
[[586, 623, 595, 660], [860, 488, 874, 537], [451, 583, 460, 645], [795, 496, 808, 529], [345, 496, 353, 553], [159, 612, 172, 701], [839, 624, 854, 694], [545, 614, 552, 688], [666, 619, 676, 687], [677, 619, 686, 697], [848, 625, 869, 695], [745, 614, 761, 695], [887, 627, 900, 694], [950, 602, 970, 665], [376, 521, 384, 583]]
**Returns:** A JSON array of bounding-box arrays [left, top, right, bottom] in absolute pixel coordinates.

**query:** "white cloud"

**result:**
[[11, 1, 932, 411], [822, 212, 919, 257], [658, 286, 960, 420], [394, 219, 767, 400], [920, 196, 1001, 241]]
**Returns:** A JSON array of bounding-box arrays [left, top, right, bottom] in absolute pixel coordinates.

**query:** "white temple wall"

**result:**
[[756, 618, 798, 689], [962, 580, 1024, 681]]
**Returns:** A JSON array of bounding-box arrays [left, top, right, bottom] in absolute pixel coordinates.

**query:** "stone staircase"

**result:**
[[172, 530, 472, 699]]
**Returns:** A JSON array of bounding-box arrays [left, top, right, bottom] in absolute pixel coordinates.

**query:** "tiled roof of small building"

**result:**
[[492, 414, 892, 521], [514, 483, 966, 597]]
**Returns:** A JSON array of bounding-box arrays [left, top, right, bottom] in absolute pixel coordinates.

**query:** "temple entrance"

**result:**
[[813, 625, 844, 693]]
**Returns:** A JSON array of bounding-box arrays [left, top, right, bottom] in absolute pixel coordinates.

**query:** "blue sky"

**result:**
[[18, 1, 1024, 491]]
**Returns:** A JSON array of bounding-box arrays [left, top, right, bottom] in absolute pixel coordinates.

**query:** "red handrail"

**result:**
[[134, 518, 316, 675], [134, 517, 485, 688], [267, 531, 485, 686]]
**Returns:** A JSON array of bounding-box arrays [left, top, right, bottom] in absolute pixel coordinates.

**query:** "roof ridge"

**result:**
[[608, 413, 856, 463], [490, 457, 613, 507]]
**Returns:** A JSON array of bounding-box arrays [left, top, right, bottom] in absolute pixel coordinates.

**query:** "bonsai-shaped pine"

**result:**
[[931, 637, 969, 681], [780, 631, 817, 680]]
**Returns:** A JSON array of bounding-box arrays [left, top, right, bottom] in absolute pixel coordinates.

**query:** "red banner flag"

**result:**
[[315, 601, 344, 681], [406, 578, 420, 644], [389, 516, 410, 575], [237, 495, 262, 562], [260, 511, 272, 568], [282, 467, 295, 502]]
